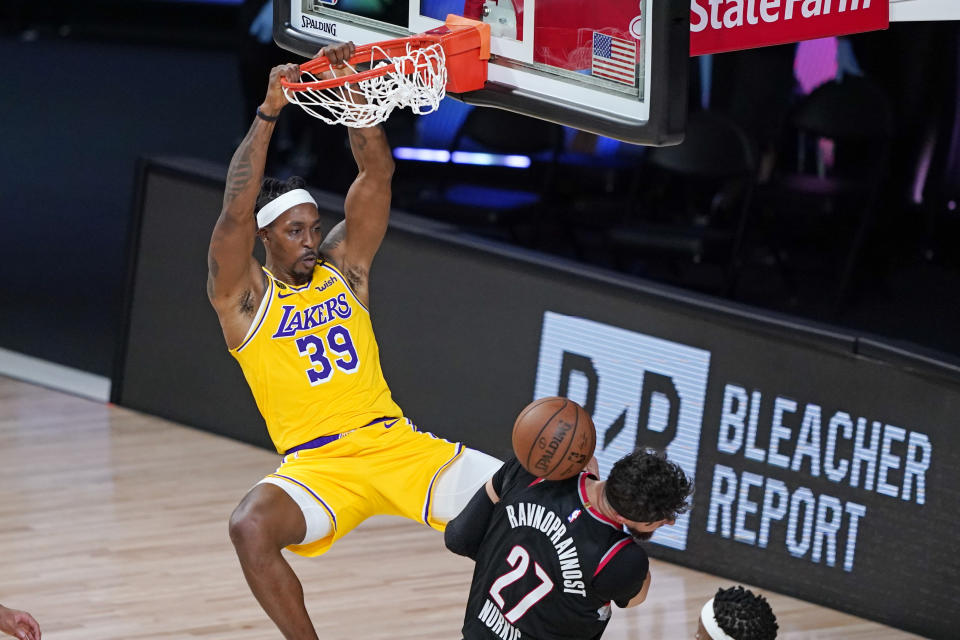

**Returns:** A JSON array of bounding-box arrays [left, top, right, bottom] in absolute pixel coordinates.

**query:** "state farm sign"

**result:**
[[690, 0, 889, 55]]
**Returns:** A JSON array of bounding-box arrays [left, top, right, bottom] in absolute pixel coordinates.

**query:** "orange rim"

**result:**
[[281, 36, 444, 93]]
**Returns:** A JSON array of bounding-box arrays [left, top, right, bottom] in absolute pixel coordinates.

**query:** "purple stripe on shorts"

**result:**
[[422, 443, 464, 524], [271, 473, 338, 531], [284, 433, 341, 456], [283, 417, 401, 455]]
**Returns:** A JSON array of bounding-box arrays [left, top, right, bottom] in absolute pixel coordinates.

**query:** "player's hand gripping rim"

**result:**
[[262, 63, 301, 117], [318, 41, 358, 80]]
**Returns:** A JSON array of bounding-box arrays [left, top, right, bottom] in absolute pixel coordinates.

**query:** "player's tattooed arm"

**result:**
[[314, 120, 392, 308], [221, 122, 258, 211], [320, 220, 370, 302], [206, 257, 219, 299], [319, 220, 346, 255], [320, 221, 369, 292], [208, 63, 298, 311], [338, 123, 393, 307]]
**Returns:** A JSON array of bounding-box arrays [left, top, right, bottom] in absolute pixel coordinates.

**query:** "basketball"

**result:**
[[512, 397, 596, 481]]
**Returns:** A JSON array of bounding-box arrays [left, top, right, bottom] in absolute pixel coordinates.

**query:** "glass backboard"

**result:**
[[274, 0, 688, 145]]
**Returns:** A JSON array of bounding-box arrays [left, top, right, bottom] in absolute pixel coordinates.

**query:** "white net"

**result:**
[[284, 42, 448, 127]]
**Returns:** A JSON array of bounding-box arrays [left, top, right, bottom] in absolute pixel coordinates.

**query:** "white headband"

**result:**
[[701, 598, 736, 640], [256, 189, 317, 229]]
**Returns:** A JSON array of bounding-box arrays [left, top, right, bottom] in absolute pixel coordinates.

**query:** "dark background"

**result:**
[[0, 3, 244, 374], [118, 159, 960, 639]]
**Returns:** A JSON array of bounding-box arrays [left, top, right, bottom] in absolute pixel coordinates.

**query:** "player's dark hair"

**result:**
[[255, 175, 308, 214], [712, 586, 778, 640], [605, 448, 692, 523]]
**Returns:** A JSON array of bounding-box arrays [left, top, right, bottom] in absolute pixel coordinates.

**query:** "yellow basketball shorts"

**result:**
[[264, 418, 463, 557]]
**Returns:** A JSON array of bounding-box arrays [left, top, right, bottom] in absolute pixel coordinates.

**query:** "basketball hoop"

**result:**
[[281, 15, 490, 127]]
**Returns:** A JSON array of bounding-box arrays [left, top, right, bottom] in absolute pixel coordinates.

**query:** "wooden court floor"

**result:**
[[0, 376, 926, 639]]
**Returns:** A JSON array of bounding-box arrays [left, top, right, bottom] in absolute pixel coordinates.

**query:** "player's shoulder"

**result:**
[[317, 251, 340, 272], [495, 457, 539, 496], [600, 535, 650, 571], [501, 457, 534, 484], [315, 244, 372, 305]]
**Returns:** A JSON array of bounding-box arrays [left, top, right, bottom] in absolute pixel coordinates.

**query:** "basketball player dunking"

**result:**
[[445, 448, 692, 640], [207, 44, 501, 639]]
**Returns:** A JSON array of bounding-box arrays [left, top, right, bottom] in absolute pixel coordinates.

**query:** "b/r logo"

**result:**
[[533, 312, 711, 550]]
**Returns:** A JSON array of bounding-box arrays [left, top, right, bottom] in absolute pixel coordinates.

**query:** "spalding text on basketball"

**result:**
[[534, 420, 574, 473]]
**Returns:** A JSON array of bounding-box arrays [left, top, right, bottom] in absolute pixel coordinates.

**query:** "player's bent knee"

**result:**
[[229, 483, 315, 552], [431, 448, 503, 523], [228, 504, 268, 552]]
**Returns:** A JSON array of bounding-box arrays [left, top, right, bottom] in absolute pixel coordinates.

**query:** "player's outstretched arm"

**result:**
[[623, 571, 652, 607], [319, 42, 395, 308], [207, 64, 298, 320], [444, 479, 499, 560], [0, 604, 41, 640]]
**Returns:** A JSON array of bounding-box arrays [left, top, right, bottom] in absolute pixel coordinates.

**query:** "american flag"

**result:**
[[591, 31, 637, 86]]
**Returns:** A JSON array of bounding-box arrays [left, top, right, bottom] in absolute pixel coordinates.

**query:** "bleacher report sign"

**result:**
[[533, 312, 955, 639]]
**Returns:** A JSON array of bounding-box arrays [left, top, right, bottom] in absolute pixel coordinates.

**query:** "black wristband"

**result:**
[[256, 107, 280, 122]]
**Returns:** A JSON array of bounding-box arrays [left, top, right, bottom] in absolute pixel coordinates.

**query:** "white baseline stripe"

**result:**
[[0, 347, 111, 402]]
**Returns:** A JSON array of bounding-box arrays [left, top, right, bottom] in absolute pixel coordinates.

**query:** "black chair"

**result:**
[[406, 107, 564, 244], [604, 109, 758, 294], [757, 75, 894, 313]]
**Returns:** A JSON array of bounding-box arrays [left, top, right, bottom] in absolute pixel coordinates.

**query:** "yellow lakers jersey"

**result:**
[[230, 262, 403, 454]]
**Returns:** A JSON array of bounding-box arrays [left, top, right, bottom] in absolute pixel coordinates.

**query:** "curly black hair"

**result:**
[[605, 448, 693, 523], [712, 586, 778, 640], [255, 175, 308, 218]]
